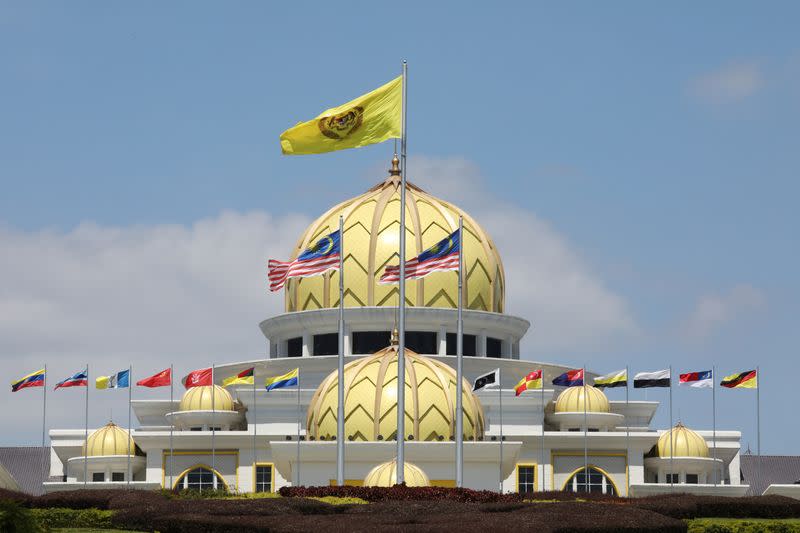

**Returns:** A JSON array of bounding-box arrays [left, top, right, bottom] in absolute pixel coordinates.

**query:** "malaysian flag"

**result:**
[[379, 229, 460, 284], [268, 230, 341, 292]]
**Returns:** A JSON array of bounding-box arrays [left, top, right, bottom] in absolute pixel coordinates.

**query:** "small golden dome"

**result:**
[[364, 459, 430, 487], [284, 162, 505, 313], [307, 344, 484, 442], [657, 423, 709, 458], [83, 422, 135, 457], [554, 385, 611, 413], [179, 385, 234, 412]]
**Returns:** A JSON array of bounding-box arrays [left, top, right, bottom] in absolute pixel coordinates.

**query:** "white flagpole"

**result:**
[[127, 365, 132, 486], [41, 364, 47, 493], [540, 372, 545, 491], [625, 366, 630, 496], [756, 366, 761, 495], [84, 364, 89, 487], [211, 364, 216, 484], [296, 371, 301, 486], [498, 368, 502, 492], [396, 59, 408, 484], [169, 364, 174, 489], [253, 363, 258, 489], [583, 366, 588, 493], [712, 365, 717, 486], [669, 365, 674, 490], [337, 214, 345, 486], [456, 215, 464, 487]]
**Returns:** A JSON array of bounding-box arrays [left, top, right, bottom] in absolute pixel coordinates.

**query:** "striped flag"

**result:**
[[55, 369, 88, 390], [721, 370, 757, 389], [594, 369, 627, 389], [11, 369, 46, 392], [265, 368, 299, 392], [633, 369, 671, 388], [268, 230, 341, 292], [379, 229, 459, 284], [679, 370, 713, 388]]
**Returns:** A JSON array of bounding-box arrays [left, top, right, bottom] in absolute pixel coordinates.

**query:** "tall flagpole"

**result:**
[[84, 363, 89, 487], [253, 362, 258, 488], [540, 373, 545, 491], [337, 214, 345, 486], [625, 365, 630, 496], [169, 364, 174, 489], [583, 366, 588, 493], [712, 365, 717, 486], [456, 215, 464, 487], [498, 368, 503, 492], [756, 366, 761, 495], [296, 371, 301, 486], [127, 365, 132, 486], [396, 59, 408, 484], [669, 365, 674, 490], [211, 364, 216, 484], [41, 364, 47, 493]]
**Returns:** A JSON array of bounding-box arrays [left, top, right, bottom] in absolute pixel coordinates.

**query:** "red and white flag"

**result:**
[[379, 229, 460, 284], [268, 230, 341, 292], [182, 367, 213, 389]]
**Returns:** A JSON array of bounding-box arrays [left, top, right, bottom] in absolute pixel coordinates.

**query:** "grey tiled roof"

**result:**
[[740, 454, 800, 496], [0, 447, 50, 496]]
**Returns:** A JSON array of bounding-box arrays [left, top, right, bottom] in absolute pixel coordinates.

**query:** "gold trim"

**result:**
[[560, 464, 620, 496], [253, 462, 276, 493], [170, 463, 230, 491], [514, 463, 538, 493], [161, 450, 239, 491], [550, 451, 627, 495]]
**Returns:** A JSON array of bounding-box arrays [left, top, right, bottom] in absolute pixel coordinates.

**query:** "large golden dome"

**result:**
[[554, 385, 611, 413], [657, 423, 709, 458], [83, 422, 136, 457], [364, 459, 430, 487], [179, 385, 234, 412], [307, 340, 484, 441], [284, 158, 504, 313]]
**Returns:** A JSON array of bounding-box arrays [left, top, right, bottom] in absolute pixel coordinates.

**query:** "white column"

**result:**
[[279, 340, 288, 358], [438, 325, 447, 356], [503, 335, 513, 359], [343, 325, 352, 356], [477, 330, 487, 357], [302, 331, 312, 357]]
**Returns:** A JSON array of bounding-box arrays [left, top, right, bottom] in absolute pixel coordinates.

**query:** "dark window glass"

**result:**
[[256, 465, 273, 492], [685, 474, 698, 484], [92, 472, 104, 482], [486, 337, 502, 358], [406, 331, 437, 354], [112, 472, 124, 482], [517, 465, 535, 493], [352, 331, 391, 354], [446, 333, 476, 356], [312, 333, 338, 355], [567, 467, 616, 495], [287, 337, 302, 357], [184, 467, 219, 491], [190, 427, 202, 431]]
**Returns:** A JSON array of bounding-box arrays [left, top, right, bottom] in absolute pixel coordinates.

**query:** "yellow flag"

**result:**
[[280, 76, 401, 155]]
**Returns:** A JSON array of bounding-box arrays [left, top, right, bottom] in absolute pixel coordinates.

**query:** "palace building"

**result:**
[[43, 159, 751, 496]]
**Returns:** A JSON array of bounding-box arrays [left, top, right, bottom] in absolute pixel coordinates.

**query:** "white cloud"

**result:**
[[407, 156, 638, 353], [682, 284, 766, 339], [688, 62, 765, 105]]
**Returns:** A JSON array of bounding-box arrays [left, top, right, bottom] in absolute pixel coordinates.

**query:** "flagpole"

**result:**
[[296, 371, 301, 486], [211, 363, 216, 486], [41, 364, 47, 494], [583, 366, 588, 493], [756, 366, 761, 495], [127, 365, 132, 487], [625, 365, 630, 496], [712, 365, 717, 486], [169, 364, 174, 489], [498, 368, 503, 492], [396, 59, 408, 485], [337, 214, 345, 486], [456, 215, 464, 488], [540, 373, 545, 491], [84, 363, 89, 487], [669, 365, 674, 490], [253, 362, 258, 489]]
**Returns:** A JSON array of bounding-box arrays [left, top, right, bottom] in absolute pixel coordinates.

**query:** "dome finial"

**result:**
[[391, 328, 399, 345], [389, 154, 401, 176]]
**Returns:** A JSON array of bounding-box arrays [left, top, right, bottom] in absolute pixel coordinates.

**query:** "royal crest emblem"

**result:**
[[318, 106, 364, 140]]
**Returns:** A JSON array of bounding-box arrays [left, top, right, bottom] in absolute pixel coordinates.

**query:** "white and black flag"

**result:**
[[633, 369, 671, 388], [473, 369, 500, 392]]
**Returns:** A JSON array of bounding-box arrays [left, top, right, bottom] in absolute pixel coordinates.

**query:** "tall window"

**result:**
[[486, 337, 503, 358], [176, 467, 224, 492], [406, 331, 437, 354], [517, 465, 536, 493], [255, 465, 273, 493], [565, 467, 616, 495], [287, 337, 302, 357], [446, 333, 476, 356]]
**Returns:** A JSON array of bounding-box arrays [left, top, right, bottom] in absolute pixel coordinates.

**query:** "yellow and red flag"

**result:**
[[720, 370, 757, 389], [280, 76, 401, 155], [515, 370, 543, 396]]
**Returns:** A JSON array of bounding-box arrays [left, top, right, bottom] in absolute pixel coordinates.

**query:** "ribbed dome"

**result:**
[[364, 458, 430, 487], [83, 422, 135, 457], [554, 385, 611, 413], [284, 159, 504, 313], [179, 385, 234, 412], [658, 423, 709, 458], [307, 341, 484, 441]]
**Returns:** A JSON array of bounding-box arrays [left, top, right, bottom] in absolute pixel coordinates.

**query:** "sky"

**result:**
[[1, 2, 798, 455]]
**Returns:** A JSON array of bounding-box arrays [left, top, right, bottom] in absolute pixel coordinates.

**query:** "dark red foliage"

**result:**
[[630, 493, 800, 519]]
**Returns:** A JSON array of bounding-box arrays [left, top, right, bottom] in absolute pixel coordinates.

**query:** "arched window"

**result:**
[[564, 467, 617, 495], [174, 466, 225, 492]]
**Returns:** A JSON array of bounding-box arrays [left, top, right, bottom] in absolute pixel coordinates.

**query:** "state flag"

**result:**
[[136, 368, 171, 388], [473, 369, 499, 392], [679, 370, 713, 388], [182, 368, 213, 389]]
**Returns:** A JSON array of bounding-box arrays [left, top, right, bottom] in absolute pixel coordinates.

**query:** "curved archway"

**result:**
[[172, 464, 228, 492], [562, 465, 618, 495]]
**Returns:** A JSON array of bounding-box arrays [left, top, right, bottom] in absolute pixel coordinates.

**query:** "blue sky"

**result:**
[[1, 2, 798, 454]]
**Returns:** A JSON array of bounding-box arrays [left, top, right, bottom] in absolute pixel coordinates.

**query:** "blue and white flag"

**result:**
[[96, 369, 130, 390]]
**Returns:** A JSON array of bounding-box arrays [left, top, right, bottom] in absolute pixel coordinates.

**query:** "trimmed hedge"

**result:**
[[30, 507, 114, 529], [632, 495, 800, 520]]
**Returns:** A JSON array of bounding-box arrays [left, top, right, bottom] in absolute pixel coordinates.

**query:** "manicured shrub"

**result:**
[[632, 495, 800, 520], [33, 489, 114, 510], [0, 499, 43, 533], [30, 507, 114, 529]]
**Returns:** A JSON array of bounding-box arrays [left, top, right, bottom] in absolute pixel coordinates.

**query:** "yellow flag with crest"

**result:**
[[280, 76, 401, 155]]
